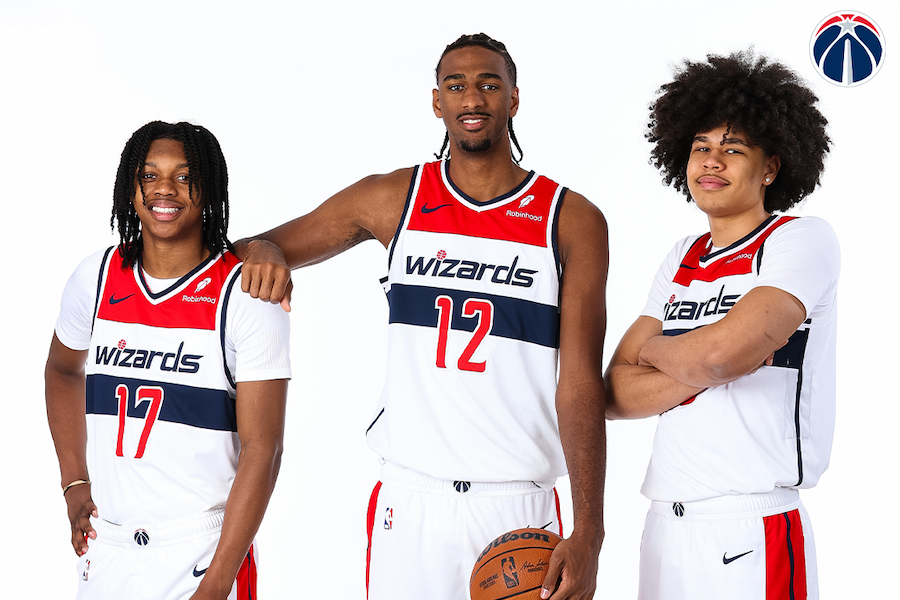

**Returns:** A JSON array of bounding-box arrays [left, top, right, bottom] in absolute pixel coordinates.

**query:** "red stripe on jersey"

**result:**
[[673, 217, 797, 286], [554, 488, 564, 538], [96, 251, 237, 330], [366, 481, 383, 598], [406, 162, 558, 248], [236, 544, 258, 599], [764, 510, 807, 600]]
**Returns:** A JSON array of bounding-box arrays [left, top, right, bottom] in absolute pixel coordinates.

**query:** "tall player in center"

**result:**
[[238, 34, 607, 600]]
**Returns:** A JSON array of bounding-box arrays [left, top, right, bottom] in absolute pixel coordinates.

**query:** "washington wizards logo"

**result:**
[[134, 529, 150, 546], [810, 11, 885, 86]]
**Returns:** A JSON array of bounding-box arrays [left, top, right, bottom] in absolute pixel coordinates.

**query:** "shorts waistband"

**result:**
[[650, 488, 801, 521], [91, 508, 225, 549], [380, 462, 555, 496]]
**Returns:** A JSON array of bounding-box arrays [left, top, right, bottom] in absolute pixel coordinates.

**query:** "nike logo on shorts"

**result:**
[[193, 565, 208, 577], [723, 550, 753, 564]]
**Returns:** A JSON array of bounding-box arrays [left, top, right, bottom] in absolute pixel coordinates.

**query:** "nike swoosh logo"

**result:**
[[193, 565, 208, 577], [723, 550, 753, 564], [421, 203, 452, 214], [109, 293, 135, 305]]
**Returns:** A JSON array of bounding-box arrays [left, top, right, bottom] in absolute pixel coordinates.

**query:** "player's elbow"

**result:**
[[696, 346, 748, 386]]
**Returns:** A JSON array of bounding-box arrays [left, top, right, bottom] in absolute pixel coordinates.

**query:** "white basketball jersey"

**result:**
[[85, 249, 244, 524], [368, 160, 567, 482], [640, 216, 840, 502]]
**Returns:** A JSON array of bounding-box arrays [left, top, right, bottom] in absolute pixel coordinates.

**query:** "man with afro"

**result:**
[[605, 50, 839, 600]]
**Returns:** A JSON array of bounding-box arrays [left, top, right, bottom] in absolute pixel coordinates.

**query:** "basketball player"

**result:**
[[237, 34, 606, 600], [45, 122, 291, 600], [604, 51, 838, 599]]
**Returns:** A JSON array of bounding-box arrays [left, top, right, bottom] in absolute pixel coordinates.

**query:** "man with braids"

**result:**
[[238, 33, 606, 600], [45, 121, 291, 600], [605, 50, 838, 600]]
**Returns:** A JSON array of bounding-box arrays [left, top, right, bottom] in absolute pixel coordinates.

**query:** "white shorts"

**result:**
[[76, 508, 258, 600], [639, 488, 818, 600], [366, 463, 562, 600]]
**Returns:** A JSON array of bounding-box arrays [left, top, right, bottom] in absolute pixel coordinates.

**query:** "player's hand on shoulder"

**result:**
[[65, 484, 97, 556], [540, 531, 600, 600], [238, 239, 293, 312]]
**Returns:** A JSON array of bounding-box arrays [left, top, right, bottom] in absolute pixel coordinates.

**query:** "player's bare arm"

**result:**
[[604, 317, 706, 420], [45, 334, 96, 556], [541, 192, 607, 600], [190, 379, 288, 600], [639, 285, 805, 388], [235, 168, 413, 309]]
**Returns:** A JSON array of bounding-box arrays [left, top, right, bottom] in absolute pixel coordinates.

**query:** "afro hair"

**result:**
[[646, 50, 831, 213]]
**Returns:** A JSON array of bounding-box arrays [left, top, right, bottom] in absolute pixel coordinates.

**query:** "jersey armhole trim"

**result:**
[[91, 246, 117, 334], [551, 187, 566, 280], [219, 265, 242, 390], [387, 165, 421, 270]]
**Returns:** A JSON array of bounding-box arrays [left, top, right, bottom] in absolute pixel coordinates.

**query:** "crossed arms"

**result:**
[[604, 285, 807, 420]]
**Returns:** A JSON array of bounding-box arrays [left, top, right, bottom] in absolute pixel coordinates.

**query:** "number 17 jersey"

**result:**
[[368, 160, 568, 483]]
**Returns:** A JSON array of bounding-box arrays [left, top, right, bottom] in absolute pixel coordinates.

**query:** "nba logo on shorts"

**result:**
[[384, 507, 393, 530], [82, 559, 90, 581], [810, 11, 885, 86]]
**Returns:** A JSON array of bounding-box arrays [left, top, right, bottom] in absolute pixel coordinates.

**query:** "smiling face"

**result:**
[[686, 125, 780, 225], [133, 138, 204, 248], [432, 45, 518, 156]]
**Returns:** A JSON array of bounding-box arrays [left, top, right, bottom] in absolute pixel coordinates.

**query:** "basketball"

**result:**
[[470, 528, 562, 600]]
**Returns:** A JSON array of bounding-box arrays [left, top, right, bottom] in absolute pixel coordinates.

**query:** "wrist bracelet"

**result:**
[[62, 479, 91, 496]]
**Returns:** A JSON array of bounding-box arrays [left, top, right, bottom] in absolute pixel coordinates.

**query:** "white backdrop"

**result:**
[[1, 1, 896, 597]]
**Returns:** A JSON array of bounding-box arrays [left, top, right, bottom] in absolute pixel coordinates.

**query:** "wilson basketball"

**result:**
[[470, 528, 562, 600]]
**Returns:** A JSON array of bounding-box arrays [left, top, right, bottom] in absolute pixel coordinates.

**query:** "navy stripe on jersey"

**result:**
[[87, 373, 237, 432], [387, 283, 560, 348]]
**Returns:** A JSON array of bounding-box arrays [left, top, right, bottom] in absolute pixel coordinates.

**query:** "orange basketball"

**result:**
[[470, 528, 562, 600]]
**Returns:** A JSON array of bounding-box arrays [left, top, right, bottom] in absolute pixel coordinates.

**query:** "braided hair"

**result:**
[[111, 121, 233, 268], [647, 50, 831, 213], [433, 33, 524, 164]]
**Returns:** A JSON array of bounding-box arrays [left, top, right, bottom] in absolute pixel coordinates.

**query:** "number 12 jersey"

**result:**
[[368, 160, 568, 482]]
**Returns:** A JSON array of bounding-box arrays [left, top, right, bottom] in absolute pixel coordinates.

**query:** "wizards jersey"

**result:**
[[640, 216, 840, 502], [85, 249, 247, 524], [367, 160, 568, 482]]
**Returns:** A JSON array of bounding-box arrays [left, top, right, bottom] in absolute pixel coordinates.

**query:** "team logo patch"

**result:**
[[453, 480, 471, 493], [437, 249, 447, 260], [134, 529, 150, 546], [668, 294, 676, 305], [672, 502, 685, 517], [810, 11, 885, 86], [384, 507, 393, 530], [193, 277, 212, 293], [117, 339, 127, 350]]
